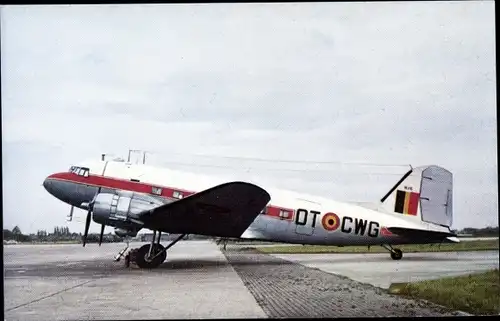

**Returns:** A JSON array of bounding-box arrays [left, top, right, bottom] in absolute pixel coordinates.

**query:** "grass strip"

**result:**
[[389, 269, 500, 315]]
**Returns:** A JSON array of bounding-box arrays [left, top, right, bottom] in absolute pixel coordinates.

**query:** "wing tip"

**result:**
[[224, 181, 271, 200]]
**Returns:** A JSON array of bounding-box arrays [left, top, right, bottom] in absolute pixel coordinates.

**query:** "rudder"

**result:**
[[379, 165, 453, 227]]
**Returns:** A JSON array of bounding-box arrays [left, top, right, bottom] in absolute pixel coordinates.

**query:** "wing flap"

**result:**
[[139, 181, 271, 238]]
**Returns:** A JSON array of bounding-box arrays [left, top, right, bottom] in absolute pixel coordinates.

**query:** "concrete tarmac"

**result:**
[[4, 241, 266, 320], [271, 250, 499, 289], [5, 241, 493, 319]]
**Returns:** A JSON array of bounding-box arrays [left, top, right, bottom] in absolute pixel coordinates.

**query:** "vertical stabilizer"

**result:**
[[379, 165, 453, 228]]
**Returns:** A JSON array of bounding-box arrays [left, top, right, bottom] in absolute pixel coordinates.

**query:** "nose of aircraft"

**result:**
[[43, 176, 53, 193], [43, 173, 80, 206]]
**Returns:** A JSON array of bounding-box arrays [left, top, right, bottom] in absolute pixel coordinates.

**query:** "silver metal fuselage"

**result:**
[[43, 160, 452, 246]]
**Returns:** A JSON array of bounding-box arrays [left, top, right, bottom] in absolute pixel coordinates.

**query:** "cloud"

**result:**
[[1, 2, 497, 233]]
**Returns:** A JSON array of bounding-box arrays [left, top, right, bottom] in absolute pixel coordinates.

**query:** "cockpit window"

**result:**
[[69, 166, 89, 177]]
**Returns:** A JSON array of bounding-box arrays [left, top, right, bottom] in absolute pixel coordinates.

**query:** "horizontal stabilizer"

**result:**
[[387, 227, 457, 242], [446, 236, 460, 243]]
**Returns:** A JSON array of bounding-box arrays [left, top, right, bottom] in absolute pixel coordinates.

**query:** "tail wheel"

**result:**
[[135, 244, 166, 269], [390, 248, 403, 260]]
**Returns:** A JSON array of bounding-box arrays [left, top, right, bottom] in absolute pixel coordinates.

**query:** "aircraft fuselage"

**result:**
[[43, 159, 448, 246]]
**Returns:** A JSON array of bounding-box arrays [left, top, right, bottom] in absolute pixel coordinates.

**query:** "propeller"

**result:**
[[83, 207, 92, 247], [67, 206, 74, 222], [82, 188, 101, 247], [99, 224, 105, 246]]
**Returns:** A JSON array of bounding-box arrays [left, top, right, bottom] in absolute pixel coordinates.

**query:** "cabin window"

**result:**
[[173, 191, 183, 199], [279, 210, 290, 219], [152, 187, 162, 196]]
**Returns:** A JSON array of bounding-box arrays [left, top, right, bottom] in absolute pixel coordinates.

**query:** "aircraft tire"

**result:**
[[124, 253, 131, 268], [390, 249, 403, 260], [136, 244, 167, 269]]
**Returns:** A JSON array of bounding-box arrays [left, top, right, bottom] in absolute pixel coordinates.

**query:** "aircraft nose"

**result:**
[[43, 177, 53, 193]]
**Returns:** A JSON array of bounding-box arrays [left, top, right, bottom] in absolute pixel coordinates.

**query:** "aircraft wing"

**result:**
[[387, 227, 458, 242], [138, 181, 271, 238]]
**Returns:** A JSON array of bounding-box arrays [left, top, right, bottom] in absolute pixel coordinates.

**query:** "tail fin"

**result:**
[[379, 165, 453, 228]]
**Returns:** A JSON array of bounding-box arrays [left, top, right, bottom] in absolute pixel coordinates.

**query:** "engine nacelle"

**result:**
[[92, 191, 165, 226], [114, 228, 138, 237]]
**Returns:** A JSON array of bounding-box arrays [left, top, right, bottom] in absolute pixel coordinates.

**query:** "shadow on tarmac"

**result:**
[[4, 255, 293, 279]]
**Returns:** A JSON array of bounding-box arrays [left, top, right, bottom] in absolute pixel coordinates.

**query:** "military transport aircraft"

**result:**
[[42, 157, 457, 269]]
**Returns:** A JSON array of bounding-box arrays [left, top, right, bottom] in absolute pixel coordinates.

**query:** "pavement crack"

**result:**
[[5, 280, 95, 312]]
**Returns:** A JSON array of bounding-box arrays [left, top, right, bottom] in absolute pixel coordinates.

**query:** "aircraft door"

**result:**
[[294, 199, 321, 236]]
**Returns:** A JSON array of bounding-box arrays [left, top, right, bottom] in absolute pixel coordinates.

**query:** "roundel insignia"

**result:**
[[322, 213, 340, 231]]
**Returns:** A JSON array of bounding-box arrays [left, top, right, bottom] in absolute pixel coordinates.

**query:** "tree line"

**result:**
[[4, 225, 498, 244], [453, 226, 499, 237], [3, 225, 125, 243]]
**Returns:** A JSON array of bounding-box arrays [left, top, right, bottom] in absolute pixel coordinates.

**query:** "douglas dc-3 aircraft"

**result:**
[[42, 157, 457, 269]]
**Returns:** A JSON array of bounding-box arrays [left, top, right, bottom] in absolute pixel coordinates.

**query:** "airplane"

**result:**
[[42, 157, 457, 269]]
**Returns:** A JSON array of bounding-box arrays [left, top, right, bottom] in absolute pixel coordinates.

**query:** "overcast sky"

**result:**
[[1, 2, 497, 234]]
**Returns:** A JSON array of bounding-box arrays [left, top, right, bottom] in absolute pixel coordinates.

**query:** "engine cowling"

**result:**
[[114, 228, 138, 237], [92, 191, 165, 226]]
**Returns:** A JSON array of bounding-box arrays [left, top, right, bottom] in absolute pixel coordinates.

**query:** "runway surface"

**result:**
[[4, 241, 266, 320], [4, 241, 483, 320], [271, 251, 499, 289]]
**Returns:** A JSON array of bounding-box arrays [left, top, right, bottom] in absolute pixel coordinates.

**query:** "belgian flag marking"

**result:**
[[394, 190, 419, 215], [322, 213, 340, 231]]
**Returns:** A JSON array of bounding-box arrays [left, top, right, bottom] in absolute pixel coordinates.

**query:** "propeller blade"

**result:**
[[83, 209, 91, 247], [67, 206, 74, 222], [83, 189, 100, 247], [99, 224, 105, 246]]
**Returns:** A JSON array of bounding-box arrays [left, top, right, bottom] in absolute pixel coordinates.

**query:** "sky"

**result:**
[[1, 2, 497, 234]]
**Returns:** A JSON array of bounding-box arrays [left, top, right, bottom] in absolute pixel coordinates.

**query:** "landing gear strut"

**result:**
[[123, 232, 186, 269], [382, 244, 403, 260]]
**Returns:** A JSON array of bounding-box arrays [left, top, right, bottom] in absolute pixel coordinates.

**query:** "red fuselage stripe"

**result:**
[[48, 172, 294, 221]]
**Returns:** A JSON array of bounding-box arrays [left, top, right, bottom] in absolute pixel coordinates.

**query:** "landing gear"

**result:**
[[382, 244, 403, 260], [216, 238, 228, 251], [135, 243, 166, 268], [124, 251, 131, 268], [123, 232, 186, 269], [390, 248, 403, 260]]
